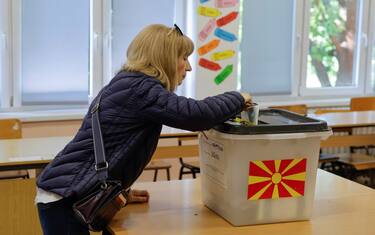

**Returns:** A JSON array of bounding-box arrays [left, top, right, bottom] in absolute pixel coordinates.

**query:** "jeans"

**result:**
[[37, 197, 90, 235], [37, 198, 113, 235]]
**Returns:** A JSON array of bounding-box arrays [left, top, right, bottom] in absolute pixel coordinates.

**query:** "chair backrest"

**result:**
[[0, 119, 22, 139], [314, 109, 351, 115], [350, 96, 375, 111], [269, 104, 307, 115]]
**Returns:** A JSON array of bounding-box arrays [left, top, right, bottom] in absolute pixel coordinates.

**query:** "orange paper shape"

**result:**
[[248, 158, 307, 200], [198, 39, 220, 56]]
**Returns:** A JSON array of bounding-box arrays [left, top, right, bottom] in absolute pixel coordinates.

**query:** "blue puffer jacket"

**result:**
[[37, 71, 245, 198]]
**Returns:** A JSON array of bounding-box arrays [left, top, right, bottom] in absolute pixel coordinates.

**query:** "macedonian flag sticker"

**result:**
[[248, 158, 307, 200]]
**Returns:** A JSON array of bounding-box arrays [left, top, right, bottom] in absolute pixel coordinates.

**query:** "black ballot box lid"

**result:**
[[213, 109, 330, 135]]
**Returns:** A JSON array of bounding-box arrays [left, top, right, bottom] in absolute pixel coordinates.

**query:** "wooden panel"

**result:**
[[314, 109, 350, 114], [320, 134, 375, 148], [269, 104, 307, 115], [0, 178, 42, 235], [152, 145, 199, 159], [339, 153, 375, 170], [22, 120, 82, 138], [350, 96, 375, 111], [0, 119, 22, 139]]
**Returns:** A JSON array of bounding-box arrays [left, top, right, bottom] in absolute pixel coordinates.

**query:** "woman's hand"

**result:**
[[126, 189, 150, 204], [240, 92, 253, 111]]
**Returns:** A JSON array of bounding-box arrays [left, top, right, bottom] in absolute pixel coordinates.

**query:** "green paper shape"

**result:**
[[214, 64, 233, 85]]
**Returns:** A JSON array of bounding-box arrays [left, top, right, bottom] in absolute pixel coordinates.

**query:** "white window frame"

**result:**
[[1, 0, 97, 111], [0, 0, 12, 109], [299, 0, 369, 97], [364, 0, 375, 94]]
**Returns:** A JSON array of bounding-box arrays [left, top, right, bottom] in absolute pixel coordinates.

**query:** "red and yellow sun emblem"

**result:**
[[248, 158, 307, 200]]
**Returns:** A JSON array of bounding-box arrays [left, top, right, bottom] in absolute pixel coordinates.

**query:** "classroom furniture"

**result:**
[[269, 104, 308, 115], [350, 96, 375, 153], [312, 111, 375, 186], [310, 110, 375, 130], [178, 157, 200, 179], [0, 132, 200, 172], [0, 119, 22, 139], [144, 160, 172, 181], [318, 153, 339, 170], [0, 119, 29, 179], [176, 136, 200, 179], [320, 133, 375, 186], [350, 96, 375, 111], [108, 169, 375, 235], [314, 109, 351, 114], [0, 178, 42, 235]]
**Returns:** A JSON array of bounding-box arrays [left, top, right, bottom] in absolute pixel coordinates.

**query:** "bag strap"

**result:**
[[91, 92, 108, 182]]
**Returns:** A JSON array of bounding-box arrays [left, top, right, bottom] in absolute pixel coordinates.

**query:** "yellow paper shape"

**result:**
[[211, 50, 235, 61], [198, 6, 222, 17]]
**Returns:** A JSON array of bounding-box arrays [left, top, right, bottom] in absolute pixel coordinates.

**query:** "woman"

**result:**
[[36, 24, 252, 235]]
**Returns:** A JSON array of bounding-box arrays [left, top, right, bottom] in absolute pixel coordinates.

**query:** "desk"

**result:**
[[108, 169, 375, 235], [0, 130, 199, 171], [0, 136, 72, 171], [311, 111, 375, 177], [309, 110, 375, 130]]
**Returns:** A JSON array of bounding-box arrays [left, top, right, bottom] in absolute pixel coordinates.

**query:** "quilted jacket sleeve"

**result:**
[[135, 80, 245, 131]]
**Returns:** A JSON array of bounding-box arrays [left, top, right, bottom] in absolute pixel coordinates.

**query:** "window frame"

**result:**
[[1, 0, 375, 112], [0, 0, 12, 109], [298, 0, 371, 97]]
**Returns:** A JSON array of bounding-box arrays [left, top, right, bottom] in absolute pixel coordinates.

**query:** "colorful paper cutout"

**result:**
[[199, 58, 222, 71], [215, 0, 238, 8], [216, 11, 238, 27], [247, 158, 307, 200], [211, 50, 235, 61], [198, 39, 220, 56], [214, 64, 233, 84], [214, 28, 237, 42], [200, 0, 210, 3], [199, 19, 216, 41], [198, 6, 222, 17]]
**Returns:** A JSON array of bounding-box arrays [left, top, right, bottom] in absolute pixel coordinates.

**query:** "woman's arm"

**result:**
[[135, 82, 246, 131]]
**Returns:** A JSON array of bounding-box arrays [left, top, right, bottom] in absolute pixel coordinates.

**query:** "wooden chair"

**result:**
[[350, 96, 375, 153], [269, 104, 308, 115], [350, 96, 375, 111], [144, 160, 172, 182], [179, 158, 200, 179], [320, 134, 375, 187], [177, 137, 200, 179], [0, 119, 29, 179]]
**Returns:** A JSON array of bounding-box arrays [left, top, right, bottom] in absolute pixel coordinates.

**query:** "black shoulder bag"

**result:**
[[72, 94, 127, 232]]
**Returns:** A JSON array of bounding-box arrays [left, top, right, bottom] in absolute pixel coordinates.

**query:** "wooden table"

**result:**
[[108, 169, 375, 235], [0, 129, 199, 171], [310, 110, 375, 179], [309, 110, 375, 130], [0, 136, 72, 171]]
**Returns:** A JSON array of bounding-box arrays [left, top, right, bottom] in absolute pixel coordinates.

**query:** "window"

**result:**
[[0, 0, 374, 111], [20, 0, 90, 105], [111, 0, 176, 76], [306, 0, 359, 88], [240, 0, 295, 96]]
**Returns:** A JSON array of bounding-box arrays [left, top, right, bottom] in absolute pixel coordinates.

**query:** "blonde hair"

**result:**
[[123, 24, 194, 91]]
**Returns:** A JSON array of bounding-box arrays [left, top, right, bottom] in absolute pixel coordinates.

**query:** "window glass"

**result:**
[[111, 0, 175, 75], [22, 0, 89, 105], [307, 0, 358, 88], [240, 0, 294, 95]]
